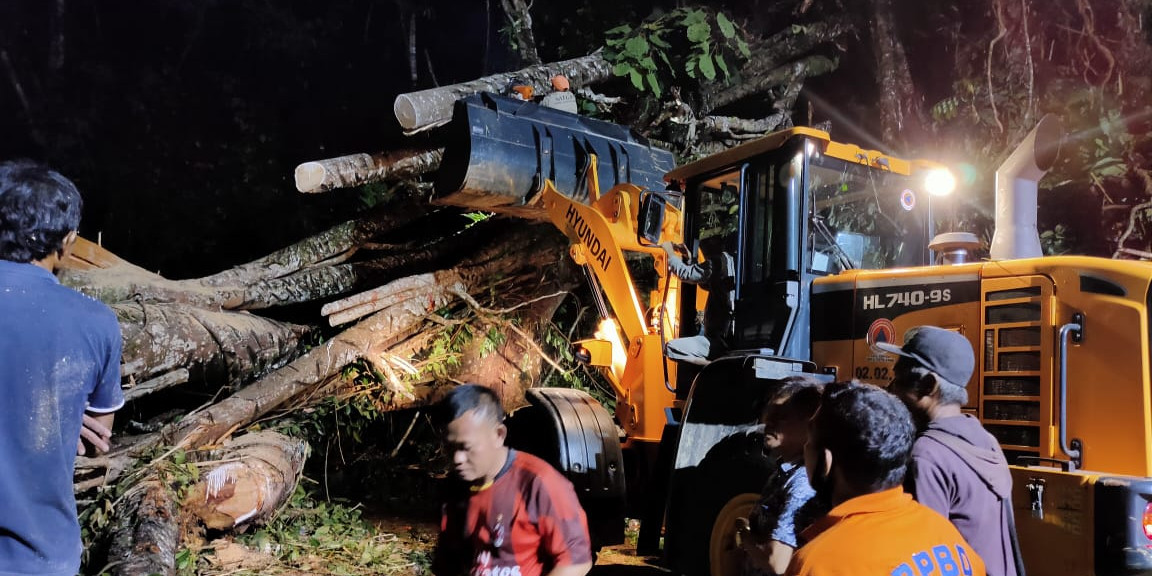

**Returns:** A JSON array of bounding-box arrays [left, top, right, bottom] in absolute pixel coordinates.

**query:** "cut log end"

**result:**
[[294, 162, 330, 193], [394, 96, 419, 132]]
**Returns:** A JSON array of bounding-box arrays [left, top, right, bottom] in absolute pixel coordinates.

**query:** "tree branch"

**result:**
[[500, 0, 541, 66]]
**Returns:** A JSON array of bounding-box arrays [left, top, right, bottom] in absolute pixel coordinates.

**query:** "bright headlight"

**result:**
[[925, 168, 957, 197]]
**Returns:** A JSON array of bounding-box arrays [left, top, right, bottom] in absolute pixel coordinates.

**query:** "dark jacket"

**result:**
[[907, 414, 1019, 576], [667, 250, 735, 340]]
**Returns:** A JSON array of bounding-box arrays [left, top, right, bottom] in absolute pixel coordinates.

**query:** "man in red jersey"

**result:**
[[432, 384, 593, 576]]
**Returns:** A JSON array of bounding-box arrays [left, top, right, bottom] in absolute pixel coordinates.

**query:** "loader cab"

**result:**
[[660, 128, 942, 362]]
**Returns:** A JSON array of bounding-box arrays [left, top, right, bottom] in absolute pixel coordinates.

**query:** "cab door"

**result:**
[[732, 142, 805, 357]]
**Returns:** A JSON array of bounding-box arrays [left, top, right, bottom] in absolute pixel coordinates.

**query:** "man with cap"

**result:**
[[540, 75, 578, 114], [878, 326, 1023, 576]]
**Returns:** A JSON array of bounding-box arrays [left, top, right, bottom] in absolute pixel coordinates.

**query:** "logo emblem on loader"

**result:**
[[900, 189, 916, 211], [866, 318, 897, 360]]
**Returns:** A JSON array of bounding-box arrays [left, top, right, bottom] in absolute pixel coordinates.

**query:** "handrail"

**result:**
[[1057, 319, 1083, 470]]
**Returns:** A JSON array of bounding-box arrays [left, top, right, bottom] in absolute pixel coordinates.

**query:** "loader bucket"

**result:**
[[434, 93, 676, 219]]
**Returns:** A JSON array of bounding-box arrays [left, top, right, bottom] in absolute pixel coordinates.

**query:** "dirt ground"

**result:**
[[591, 545, 671, 576], [198, 509, 671, 575], [370, 513, 672, 576]]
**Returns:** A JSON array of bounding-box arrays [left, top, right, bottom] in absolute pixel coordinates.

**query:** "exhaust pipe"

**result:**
[[989, 114, 1063, 260]]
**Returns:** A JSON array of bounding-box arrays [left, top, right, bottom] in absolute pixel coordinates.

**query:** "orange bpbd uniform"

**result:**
[[433, 450, 592, 576], [787, 488, 986, 576]]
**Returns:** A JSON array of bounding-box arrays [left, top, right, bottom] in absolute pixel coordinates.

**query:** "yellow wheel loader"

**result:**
[[436, 93, 1152, 576]]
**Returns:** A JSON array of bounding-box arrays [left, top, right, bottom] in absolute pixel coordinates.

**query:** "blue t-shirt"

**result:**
[[746, 459, 826, 576], [0, 260, 124, 576]]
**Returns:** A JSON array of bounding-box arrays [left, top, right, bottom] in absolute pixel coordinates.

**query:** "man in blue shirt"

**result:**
[[0, 160, 124, 576]]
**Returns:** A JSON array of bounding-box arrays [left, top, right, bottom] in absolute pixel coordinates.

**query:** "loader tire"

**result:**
[[667, 432, 773, 576], [709, 493, 762, 576]]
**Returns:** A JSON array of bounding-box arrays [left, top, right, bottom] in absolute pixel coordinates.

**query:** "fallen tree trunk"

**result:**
[[166, 225, 566, 449], [294, 148, 444, 194], [194, 204, 430, 289], [108, 480, 178, 576], [65, 204, 482, 312], [165, 269, 464, 449], [59, 260, 212, 308], [116, 302, 311, 387], [184, 431, 308, 529], [393, 51, 612, 132], [226, 219, 502, 310], [123, 369, 190, 402], [700, 113, 793, 138]]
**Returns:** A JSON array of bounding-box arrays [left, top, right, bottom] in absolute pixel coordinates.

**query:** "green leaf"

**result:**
[[628, 69, 644, 91], [625, 35, 650, 58], [685, 57, 698, 79], [715, 53, 729, 77], [737, 38, 751, 58], [646, 72, 662, 98], [613, 62, 632, 77], [650, 31, 671, 49], [658, 50, 672, 69], [698, 53, 716, 80], [686, 22, 711, 43], [605, 25, 632, 36], [681, 8, 707, 26], [716, 12, 736, 39], [640, 56, 657, 70]]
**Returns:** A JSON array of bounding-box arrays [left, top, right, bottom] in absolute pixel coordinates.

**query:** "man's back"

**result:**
[[910, 415, 1017, 576], [789, 488, 986, 576], [540, 90, 578, 114], [0, 260, 123, 576]]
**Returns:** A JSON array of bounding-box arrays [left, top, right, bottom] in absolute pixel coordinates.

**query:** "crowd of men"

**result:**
[[430, 326, 1020, 576], [1, 155, 1016, 576]]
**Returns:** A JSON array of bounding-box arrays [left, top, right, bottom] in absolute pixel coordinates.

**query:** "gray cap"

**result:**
[[874, 325, 975, 386]]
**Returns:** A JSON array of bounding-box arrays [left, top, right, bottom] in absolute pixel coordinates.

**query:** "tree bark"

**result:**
[[108, 480, 178, 576], [166, 225, 565, 449], [164, 269, 462, 449], [452, 290, 569, 411], [62, 204, 474, 311], [49, 0, 66, 70], [700, 114, 793, 138], [702, 55, 838, 118], [699, 17, 852, 114], [294, 148, 444, 193], [500, 0, 541, 67], [116, 302, 311, 387], [322, 272, 451, 326], [871, 0, 924, 147], [123, 369, 190, 402], [393, 52, 612, 132], [184, 431, 308, 529], [224, 219, 502, 310]]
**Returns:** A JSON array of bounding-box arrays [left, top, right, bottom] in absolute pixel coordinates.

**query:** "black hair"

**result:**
[[810, 380, 915, 491], [763, 375, 824, 421], [437, 383, 505, 427], [0, 160, 83, 263]]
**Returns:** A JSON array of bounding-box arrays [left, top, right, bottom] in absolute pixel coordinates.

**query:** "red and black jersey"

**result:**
[[432, 450, 592, 576]]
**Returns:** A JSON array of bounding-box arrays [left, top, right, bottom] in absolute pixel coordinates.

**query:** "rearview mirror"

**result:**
[[638, 191, 667, 245]]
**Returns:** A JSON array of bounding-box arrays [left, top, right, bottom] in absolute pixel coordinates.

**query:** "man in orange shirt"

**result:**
[[788, 381, 985, 576]]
